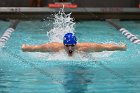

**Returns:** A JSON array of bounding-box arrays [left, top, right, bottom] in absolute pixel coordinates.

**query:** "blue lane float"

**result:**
[[107, 19, 140, 44], [0, 20, 19, 48]]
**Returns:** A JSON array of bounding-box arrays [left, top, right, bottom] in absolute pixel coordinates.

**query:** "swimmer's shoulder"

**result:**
[[47, 42, 64, 47], [76, 42, 97, 46], [42, 42, 63, 51]]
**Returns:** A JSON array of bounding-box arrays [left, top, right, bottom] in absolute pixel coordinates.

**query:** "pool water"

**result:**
[[0, 20, 140, 93]]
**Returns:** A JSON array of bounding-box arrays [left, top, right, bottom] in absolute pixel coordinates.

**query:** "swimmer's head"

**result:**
[[63, 33, 77, 45], [63, 33, 77, 56]]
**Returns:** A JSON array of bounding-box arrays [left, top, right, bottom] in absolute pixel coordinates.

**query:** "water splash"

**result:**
[[47, 8, 75, 42], [27, 8, 114, 61]]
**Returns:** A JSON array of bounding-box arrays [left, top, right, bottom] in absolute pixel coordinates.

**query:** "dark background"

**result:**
[[0, 0, 139, 7]]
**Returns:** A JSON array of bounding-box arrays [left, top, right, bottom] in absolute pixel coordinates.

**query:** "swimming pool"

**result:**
[[0, 20, 140, 93]]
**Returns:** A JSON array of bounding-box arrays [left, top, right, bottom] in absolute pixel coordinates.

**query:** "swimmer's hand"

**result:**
[[22, 44, 29, 52], [120, 44, 126, 51]]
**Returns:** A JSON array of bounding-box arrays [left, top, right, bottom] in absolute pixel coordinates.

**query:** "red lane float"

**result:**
[[48, 3, 77, 8]]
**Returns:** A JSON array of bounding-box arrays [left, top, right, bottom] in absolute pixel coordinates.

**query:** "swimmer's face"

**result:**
[[64, 44, 76, 56]]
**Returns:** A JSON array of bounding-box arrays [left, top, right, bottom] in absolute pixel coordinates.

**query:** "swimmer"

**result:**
[[22, 33, 126, 56]]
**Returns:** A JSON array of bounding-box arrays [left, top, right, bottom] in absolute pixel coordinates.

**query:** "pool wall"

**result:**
[[0, 7, 140, 20], [0, 0, 140, 20]]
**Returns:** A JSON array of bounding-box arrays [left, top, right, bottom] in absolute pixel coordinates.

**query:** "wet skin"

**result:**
[[22, 42, 126, 56], [64, 45, 76, 56]]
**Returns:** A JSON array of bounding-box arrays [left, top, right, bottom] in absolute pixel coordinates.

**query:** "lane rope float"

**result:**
[[107, 19, 140, 44], [0, 20, 19, 47]]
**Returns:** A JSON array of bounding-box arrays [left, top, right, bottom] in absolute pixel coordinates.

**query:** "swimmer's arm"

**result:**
[[99, 43, 126, 51], [22, 44, 50, 52], [77, 43, 126, 52], [22, 42, 63, 52]]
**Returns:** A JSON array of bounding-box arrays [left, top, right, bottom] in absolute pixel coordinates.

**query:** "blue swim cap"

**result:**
[[63, 33, 77, 45]]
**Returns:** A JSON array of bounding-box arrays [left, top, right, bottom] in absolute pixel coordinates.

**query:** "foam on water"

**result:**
[[26, 50, 114, 62], [47, 8, 75, 42]]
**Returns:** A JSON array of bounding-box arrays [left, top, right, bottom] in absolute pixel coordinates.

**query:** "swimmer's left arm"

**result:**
[[90, 43, 127, 52], [77, 43, 126, 52]]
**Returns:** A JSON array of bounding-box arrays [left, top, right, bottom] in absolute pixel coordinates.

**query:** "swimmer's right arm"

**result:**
[[21, 42, 63, 52], [22, 44, 51, 52]]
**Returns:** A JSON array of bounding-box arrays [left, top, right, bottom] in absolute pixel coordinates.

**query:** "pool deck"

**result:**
[[0, 7, 140, 20]]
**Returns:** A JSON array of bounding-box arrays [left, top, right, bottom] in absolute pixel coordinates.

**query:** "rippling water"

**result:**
[[0, 18, 140, 92]]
